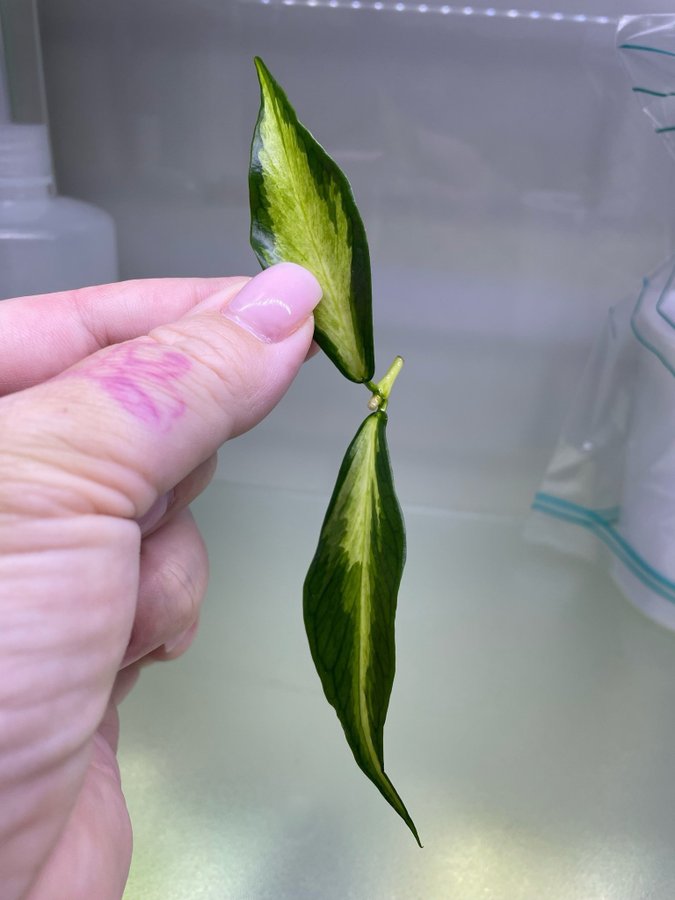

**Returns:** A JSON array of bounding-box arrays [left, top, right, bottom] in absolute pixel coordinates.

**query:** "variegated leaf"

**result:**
[[249, 57, 375, 384], [304, 411, 420, 845]]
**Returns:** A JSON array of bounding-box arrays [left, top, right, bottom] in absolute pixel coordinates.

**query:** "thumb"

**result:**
[[0, 262, 322, 521]]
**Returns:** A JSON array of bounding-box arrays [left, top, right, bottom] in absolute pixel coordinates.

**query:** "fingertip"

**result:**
[[222, 263, 322, 343], [158, 619, 200, 660]]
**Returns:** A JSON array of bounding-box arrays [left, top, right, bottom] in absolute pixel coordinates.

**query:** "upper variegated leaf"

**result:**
[[303, 411, 420, 845], [249, 57, 375, 384]]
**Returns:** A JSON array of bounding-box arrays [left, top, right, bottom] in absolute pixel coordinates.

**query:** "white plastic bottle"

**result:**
[[0, 123, 118, 300]]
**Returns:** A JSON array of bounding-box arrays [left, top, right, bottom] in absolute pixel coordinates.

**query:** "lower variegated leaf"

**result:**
[[303, 411, 420, 845]]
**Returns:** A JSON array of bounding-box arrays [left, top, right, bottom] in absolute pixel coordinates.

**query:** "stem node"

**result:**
[[365, 356, 404, 411]]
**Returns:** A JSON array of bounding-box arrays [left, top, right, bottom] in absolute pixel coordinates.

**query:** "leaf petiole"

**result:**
[[366, 355, 404, 412]]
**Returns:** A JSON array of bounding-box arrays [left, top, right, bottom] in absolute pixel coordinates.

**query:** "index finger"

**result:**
[[0, 276, 248, 396]]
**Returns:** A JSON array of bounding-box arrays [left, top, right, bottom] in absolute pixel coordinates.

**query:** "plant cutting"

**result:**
[[248, 57, 420, 846]]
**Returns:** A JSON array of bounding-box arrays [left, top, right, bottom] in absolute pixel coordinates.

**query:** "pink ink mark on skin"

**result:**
[[66, 341, 192, 430]]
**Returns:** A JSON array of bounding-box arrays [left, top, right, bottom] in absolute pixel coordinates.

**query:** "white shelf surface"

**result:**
[[120, 480, 675, 899]]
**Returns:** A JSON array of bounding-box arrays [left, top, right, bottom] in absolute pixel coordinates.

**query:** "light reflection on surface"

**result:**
[[238, 0, 617, 24]]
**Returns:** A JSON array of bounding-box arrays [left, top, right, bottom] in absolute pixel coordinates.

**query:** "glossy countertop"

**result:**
[[120, 480, 675, 899]]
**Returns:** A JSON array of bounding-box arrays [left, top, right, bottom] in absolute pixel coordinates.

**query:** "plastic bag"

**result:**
[[618, 14, 675, 162], [530, 16, 675, 629], [529, 257, 675, 628]]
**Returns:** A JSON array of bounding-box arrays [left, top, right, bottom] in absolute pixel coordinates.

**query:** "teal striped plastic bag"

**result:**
[[618, 14, 675, 160], [530, 258, 675, 629], [530, 18, 675, 629]]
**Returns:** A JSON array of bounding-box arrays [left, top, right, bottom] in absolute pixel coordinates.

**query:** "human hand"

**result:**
[[0, 263, 322, 899]]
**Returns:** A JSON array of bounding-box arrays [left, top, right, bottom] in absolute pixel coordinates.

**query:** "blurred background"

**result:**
[[6, 2, 675, 897]]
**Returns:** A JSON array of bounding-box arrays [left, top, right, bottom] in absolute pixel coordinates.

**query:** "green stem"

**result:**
[[366, 356, 404, 412]]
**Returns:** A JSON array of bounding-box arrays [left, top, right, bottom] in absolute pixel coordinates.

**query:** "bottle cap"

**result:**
[[0, 123, 52, 187]]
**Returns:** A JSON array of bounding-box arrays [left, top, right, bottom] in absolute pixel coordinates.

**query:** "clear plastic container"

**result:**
[[0, 123, 118, 299]]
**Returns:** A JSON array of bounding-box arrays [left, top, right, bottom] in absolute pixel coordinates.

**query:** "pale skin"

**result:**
[[0, 264, 322, 899]]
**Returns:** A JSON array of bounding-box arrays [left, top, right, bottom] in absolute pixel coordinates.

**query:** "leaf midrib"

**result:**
[[265, 85, 361, 370], [355, 422, 383, 775]]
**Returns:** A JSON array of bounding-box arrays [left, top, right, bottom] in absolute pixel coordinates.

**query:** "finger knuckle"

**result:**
[[162, 557, 203, 625], [150, 320, 264, 418]]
